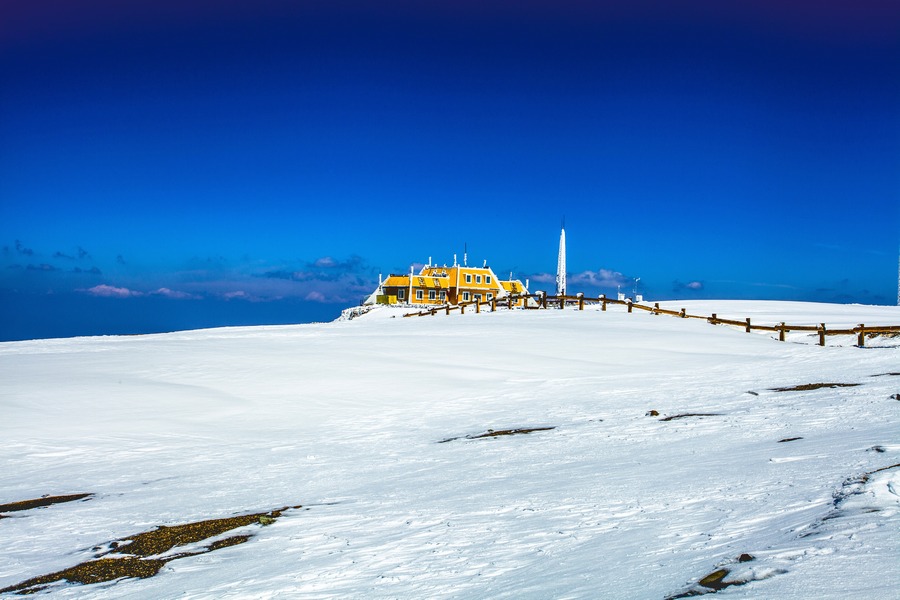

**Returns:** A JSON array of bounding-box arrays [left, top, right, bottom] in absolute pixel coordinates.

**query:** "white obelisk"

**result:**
[[556, 224, 566, 297]]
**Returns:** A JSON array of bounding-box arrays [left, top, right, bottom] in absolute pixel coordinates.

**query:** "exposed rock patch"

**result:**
[[659, 413, 722, 422], [0, 505, 303, 595], [769, 383, 860, 392], [0, 494, 92, 518], [438, 427, 555, 443], [665, 552, 787, 599]]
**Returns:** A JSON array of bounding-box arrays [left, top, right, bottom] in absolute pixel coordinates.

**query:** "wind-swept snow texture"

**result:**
[[1, 301, 899, 598]]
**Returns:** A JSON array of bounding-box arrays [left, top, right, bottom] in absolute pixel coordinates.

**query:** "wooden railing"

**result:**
[[403, 293, 900, 348]]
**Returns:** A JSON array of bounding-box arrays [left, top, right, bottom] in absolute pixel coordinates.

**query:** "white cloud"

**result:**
[[314, 257, 337, 268], [305, 291, 327, 302], [529, 273, 556, 284], [672, 280, 706, 293], [84, 284, 142, 298], [153, 288, 200, 300], [529, 269, 630, 289], [223, 291, 251, 300], [569, 269, 630, 287]]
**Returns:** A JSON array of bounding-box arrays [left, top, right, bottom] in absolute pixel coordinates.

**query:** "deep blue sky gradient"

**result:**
[[2, 1, 899, 340]]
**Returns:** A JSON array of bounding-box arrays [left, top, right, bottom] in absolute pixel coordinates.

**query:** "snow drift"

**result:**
[[1, 300, 898, 598]]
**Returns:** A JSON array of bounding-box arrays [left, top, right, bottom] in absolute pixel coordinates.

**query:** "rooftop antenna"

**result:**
[[464, 243, 468, 267], [556, 219, 566, 297]]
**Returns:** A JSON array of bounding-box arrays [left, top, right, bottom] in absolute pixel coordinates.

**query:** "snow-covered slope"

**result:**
[[1, 301, 898, 598]]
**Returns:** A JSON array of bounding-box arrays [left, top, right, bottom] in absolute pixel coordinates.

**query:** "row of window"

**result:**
[[461, 292, 492, 302], [416, 290, 447, 301], [397, 288, 495, 303], [464, 274, 491, 285]]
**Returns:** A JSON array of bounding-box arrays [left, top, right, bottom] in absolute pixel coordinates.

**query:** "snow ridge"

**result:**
[[1, 300, 898, 598]]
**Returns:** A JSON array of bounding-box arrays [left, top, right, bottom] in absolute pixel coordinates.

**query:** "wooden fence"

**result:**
[[403, 292, 900, 348]]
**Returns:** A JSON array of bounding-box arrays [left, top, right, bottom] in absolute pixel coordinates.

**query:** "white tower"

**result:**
[[556, 224, 566, 297]]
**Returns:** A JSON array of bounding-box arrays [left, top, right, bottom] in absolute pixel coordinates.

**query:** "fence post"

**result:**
[[680, 308, 686, 318], [600, 294, 607, 311], [709, 313, 718, 324], [745, 318, 751, 333], [431, 309, 436, 316], [475, 301, 480, 314], [508, 295, 514, 310], [559, 294, 565, 309], [857, 324, 865, 348], [446, 305, 450, 315], [653, 302, 660, 315], [460, 303, 465, 314], [779, 322, 786, 342], [541, 291, 548, 309], [627, 300, 633, 313], [578, 293, 584, 311], [818, 323, 826, 346], [491, 297, 496, 312]]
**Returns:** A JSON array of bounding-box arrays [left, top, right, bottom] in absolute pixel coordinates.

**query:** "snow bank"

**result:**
[[1, 301, 898, 598]]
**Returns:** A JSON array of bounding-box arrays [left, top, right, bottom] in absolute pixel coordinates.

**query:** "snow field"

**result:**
[[1, 301, 898, 598]]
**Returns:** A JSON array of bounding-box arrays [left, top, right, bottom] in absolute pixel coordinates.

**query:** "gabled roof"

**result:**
[[382, 275, 410, 288], [420, 266, 452, 277], [411, 276, 451, 289], [381, 274, 451, 289], [421, 265, 495, 276], [501, 280, 527, 294]]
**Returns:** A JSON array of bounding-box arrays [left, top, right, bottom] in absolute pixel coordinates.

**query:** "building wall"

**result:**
[[373, 265, 530, 307]]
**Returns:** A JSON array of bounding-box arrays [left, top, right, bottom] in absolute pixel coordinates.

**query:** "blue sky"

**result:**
[[2, 1, 899, 340]]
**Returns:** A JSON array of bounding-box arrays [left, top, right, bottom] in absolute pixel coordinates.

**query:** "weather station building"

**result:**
[[366, 255, 531, 308]]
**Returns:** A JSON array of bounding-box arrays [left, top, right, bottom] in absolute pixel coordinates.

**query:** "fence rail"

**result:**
[[402, 293, 899, 348]]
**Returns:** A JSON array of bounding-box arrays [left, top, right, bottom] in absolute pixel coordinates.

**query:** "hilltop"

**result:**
[[1, 300, 898, 598]]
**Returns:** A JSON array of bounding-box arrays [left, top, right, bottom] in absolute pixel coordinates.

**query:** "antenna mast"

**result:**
[[556, 220, 566, 297]]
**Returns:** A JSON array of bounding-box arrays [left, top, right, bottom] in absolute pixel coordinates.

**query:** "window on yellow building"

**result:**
[[486, 276, 492, 284], [398, 289, 405, 300], [416, 290, 423, 300], [475, 275, 482, 284], [429, 290, 436, 301], [463, 291, 470, 301], [487, 293, 493, 300]]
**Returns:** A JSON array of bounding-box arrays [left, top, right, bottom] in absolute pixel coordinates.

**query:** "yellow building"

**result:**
[[367, 259, 531, 307]]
